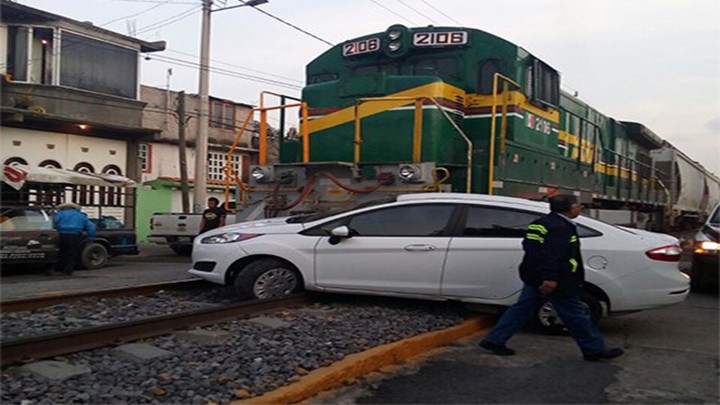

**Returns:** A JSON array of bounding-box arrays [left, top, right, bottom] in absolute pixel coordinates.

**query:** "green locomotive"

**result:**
[[231, 24, 670, 227]]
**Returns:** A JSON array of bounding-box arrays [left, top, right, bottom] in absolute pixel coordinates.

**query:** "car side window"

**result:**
[[462, 206, 542, 237], [346, 204, 454, 237], [0, 209, 53, 231], [576, 224, 602, 238]]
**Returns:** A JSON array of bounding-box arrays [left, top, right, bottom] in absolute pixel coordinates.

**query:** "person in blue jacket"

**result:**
[[53, 202, 96, 275], [480, 194, 624, 362]]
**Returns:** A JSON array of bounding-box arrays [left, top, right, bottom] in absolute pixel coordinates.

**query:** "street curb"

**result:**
[[235, 316, 493, 405]]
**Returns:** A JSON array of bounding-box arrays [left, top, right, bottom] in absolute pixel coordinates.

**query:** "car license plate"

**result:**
[[178, 237, 191, 242]]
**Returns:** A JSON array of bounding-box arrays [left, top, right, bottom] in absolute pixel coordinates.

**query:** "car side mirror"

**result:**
[[328, 225, 351, 245]]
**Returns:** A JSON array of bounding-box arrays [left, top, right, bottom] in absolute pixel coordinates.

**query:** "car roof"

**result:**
[[397, 192, 550, 210]]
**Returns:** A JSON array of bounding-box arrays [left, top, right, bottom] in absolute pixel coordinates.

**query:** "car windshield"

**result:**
[[286, 197, 396, 224], [710, 206, 720, 225]]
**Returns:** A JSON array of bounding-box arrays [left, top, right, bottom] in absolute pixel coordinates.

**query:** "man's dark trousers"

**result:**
[[57, 233, 83, 275], [483, 284, 606, 356]]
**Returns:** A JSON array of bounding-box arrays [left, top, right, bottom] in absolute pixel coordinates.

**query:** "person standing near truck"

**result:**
[[53, 202, 96, 275], [199, 197, 226, 234]]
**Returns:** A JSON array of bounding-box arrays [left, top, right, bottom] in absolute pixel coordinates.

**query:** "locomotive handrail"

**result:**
[[355, 96, 473, 193], [223, 93, 309, 208], [489, 73, 522, 195]]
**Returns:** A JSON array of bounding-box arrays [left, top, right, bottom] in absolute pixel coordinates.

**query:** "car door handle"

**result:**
[[404, 244, 437, 252]]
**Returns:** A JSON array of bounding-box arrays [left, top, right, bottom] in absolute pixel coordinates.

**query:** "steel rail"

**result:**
[[0, 279, 211, 313], [1, 294, 312, 366]]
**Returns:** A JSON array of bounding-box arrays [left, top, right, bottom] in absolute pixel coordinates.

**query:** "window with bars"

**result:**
[[139, 143, 151, 173], [207, 151, 242, 181]]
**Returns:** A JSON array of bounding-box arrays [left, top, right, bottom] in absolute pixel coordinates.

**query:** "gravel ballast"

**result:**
[[0, 287, 236, 341], [1, 296, 469, 404]]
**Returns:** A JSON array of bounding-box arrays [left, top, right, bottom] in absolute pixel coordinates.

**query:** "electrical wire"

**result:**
[[145, 54, 302, 90], [238, 0, 334, 46], [100, 0, 172, 27], [394, 0, 439, 24], [165, 48, 303, 84], [135, 5, 202, 34], [418, 0, 464, 26], [367, 0, 417, 25]]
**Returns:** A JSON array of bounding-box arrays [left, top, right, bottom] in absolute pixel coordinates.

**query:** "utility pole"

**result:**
[[192, 0, 268, 213], [193, 0, 212, 213], [177, 91, 190, 213]]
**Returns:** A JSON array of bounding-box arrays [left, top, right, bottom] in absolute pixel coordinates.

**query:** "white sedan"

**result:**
[[189, 193, 689, 330]]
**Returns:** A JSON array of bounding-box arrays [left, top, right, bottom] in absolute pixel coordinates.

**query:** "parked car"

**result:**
[[690, 203, 719, 291], [149, 202, 236, 256], [189, 193, 690, 331], [0, 207, 138, 270]]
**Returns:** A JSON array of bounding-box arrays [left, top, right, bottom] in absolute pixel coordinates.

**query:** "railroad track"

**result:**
[[0, 279, 210, 313], [1, 294, 312, 366]]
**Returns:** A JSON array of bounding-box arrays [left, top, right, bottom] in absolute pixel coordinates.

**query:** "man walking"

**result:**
[[480, 194, 624, 361], [53, 202, 96, 275], [199, 197, 226, 234]]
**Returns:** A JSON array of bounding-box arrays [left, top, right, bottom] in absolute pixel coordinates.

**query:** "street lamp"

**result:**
[[193, 0, 268, 213]]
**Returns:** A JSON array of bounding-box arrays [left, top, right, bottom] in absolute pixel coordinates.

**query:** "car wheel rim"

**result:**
[[90, 248, 105, 265], [253, 268, 297, 299], [539, 302, 563, 327]]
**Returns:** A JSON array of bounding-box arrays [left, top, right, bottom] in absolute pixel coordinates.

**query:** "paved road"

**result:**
[[0, 244, 196, 299], [327, 290, 719, 404]]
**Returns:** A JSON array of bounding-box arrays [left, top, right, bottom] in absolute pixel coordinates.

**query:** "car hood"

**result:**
[[618, 226, 679, 245], [214, 216, 303, 234]]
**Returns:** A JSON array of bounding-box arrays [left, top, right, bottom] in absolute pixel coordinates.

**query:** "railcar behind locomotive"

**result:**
[[225, 24, 718, 230]]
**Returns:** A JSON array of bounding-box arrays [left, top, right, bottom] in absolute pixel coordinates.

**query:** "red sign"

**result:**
[[2, 165, 28, 190]]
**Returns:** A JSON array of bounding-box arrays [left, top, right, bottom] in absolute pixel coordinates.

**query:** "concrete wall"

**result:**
[[141, 85, 254, 147], [1, 127, 128, 173]]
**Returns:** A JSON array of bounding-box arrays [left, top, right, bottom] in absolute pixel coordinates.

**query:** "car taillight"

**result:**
[[645, 245, 683, 262]]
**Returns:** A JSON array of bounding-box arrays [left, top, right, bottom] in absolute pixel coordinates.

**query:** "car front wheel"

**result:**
[[233, 259, 301, 300], [535, 292, 603, 335]]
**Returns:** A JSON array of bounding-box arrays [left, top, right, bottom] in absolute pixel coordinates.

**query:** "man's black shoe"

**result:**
[[479, 340, 515, 356], [583, 347, 624, 361]]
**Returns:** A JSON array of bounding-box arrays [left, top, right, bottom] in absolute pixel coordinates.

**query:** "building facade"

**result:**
[[0, 0, 165, 225], [137, 85, 266, 241]]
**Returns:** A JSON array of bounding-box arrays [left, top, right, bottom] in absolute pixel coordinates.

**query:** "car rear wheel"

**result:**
[[233, 259, 301, 300], [535, 292, 603, 335], [80, 243, 109, 270]]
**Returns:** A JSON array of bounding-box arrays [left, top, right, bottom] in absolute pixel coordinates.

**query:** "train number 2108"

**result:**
[[343, 38, 380, 57], [413, 31, 468, 47]]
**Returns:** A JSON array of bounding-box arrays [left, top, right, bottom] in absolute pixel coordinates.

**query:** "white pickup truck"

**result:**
[[148, 209, 237, 256]]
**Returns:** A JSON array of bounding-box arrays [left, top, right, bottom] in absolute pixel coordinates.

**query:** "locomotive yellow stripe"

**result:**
[[306, 82, 465, 134], [467, 91, 560, 123]]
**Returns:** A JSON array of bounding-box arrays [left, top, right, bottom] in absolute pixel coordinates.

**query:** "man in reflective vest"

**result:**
[[480, 194, 624, 361]]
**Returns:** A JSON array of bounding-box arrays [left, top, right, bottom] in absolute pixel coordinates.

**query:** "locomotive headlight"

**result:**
[[251, 166, 275, 183], [388, 29, 402, 40], [398, 165, 418, 181], [388, 41, 402, 52], [251, 167, 267, 181]]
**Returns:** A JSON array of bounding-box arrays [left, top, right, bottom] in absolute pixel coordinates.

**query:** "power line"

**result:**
[[238, 0, 334, 46], [165, 48, 304, 84], [367, 0, 417, 25], [100, 0, 197, 3], [100, 0, 171, 27], [135, 5, 202, 34], [418, 0, 464, 26], [145, 54, 302, 90], [394, 0, 439, 24]]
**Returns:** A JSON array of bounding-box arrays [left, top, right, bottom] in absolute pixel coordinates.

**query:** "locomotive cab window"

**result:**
[[526, 59, 560, 106], [410, 57, 459, 79], [352, 63, 399, 76], [308, 72, 338, 84], [477, 59, 501, 95]]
